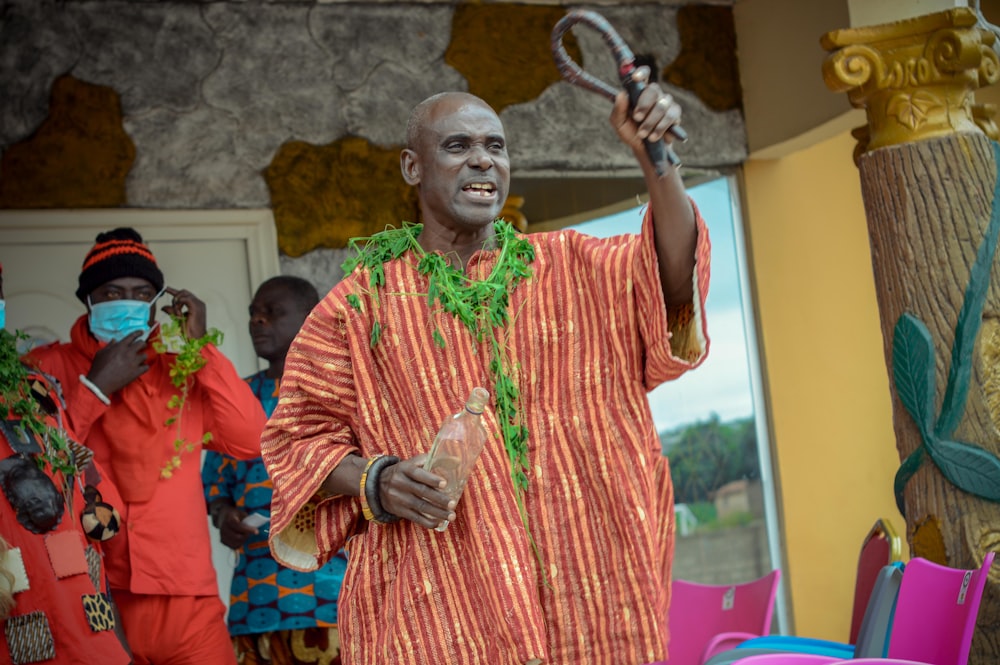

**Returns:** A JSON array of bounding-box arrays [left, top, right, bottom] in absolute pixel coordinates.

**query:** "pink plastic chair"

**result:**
[[727, 550, 996, 665], [710, 518, 903, 662], [657, 569, 781, 665]]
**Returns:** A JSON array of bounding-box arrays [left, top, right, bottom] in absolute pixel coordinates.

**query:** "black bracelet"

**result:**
[[364, 455, 401, 524]]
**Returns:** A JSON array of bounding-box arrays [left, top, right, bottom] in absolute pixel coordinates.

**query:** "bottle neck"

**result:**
[[464, 387, 489, 415]]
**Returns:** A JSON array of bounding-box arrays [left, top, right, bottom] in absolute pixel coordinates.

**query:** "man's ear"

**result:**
[[400, 148, 420, 186]]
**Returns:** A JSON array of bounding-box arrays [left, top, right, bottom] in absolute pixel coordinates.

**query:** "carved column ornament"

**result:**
[[822, 8, 999, 154], [820, 8, 1000, 663]]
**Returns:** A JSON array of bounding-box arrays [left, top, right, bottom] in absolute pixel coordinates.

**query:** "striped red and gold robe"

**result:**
[[262, 208, 711, 665]]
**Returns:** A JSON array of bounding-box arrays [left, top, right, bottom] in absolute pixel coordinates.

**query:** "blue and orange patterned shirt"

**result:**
[[202, 371, 347, 635]]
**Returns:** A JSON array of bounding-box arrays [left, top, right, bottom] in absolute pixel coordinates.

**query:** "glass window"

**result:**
[[566, 173, 787, 631]]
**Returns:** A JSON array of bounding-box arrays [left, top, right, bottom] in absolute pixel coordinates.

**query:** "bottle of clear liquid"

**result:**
[[424, 387, 490, 532]]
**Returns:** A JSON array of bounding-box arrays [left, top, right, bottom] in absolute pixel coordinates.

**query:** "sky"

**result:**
[[569, 176, 757, 433]]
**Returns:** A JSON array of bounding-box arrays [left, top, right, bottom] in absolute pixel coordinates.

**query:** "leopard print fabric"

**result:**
[[81, 593, 115, 632]]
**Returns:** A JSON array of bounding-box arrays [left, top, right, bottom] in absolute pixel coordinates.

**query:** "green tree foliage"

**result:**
[[663, 415, 759, 504]]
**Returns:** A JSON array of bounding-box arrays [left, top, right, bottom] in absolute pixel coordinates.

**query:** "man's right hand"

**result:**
[[86, 331, 150, 395], [377, 457, 457, 530], [319, 454, 457, 529], [215, 504, 259, 550]]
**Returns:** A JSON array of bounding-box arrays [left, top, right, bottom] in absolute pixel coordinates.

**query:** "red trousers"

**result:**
[[114, 591, 236, 665]]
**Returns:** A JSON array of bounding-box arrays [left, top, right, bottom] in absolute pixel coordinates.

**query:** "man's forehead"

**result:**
[[426, 99, 504, 137], [100, 276, 156, 289], [254, 284, 292, 303]]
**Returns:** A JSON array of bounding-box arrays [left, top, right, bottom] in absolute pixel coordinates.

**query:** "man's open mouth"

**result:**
[[463, 182, 496, 197]]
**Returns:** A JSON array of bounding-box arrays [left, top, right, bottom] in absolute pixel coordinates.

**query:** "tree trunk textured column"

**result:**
[[823, 9, 1000, 662]]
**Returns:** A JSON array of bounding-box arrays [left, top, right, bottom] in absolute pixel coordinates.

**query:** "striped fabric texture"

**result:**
[[80, 238, 157, 272], [262, 208, 711, 665], [5, 611, 56, 664]]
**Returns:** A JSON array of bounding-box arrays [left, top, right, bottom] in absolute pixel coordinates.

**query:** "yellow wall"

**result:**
[[742, 131, 905, 639]]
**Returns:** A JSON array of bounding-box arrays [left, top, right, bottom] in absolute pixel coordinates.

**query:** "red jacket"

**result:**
[[25, 316, 266, 596]]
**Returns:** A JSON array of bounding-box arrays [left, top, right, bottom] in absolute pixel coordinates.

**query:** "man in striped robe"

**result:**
[[261, 81, 711, 665]]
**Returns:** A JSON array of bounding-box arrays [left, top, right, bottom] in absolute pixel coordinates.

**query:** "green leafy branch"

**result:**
[[153, 317, 223, 478], [342, 220, 546, 578], [343, 222, 426, 348], [891, 140, 1000, 516], [0, 329, 75, 476]]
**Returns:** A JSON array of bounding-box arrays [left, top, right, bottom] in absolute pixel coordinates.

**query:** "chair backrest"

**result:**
[[885, 551, 995, 665], [667, 569, 781, 665], [850, 517, 902, 644], [852, 561, 904, 657]]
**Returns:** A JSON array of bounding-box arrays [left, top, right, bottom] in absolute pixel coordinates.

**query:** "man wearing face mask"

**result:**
[[24, 228, 267, 665]]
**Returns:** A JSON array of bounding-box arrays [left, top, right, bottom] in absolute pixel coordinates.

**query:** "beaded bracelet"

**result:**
[[360, 454, 401, 524]]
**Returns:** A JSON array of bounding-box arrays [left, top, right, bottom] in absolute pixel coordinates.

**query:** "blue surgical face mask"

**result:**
[[0, 299, 5, 330], [87, 289, 164, 343]]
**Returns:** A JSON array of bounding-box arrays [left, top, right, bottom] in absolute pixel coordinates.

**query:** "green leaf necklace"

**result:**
[[343, 220, 547, 580]]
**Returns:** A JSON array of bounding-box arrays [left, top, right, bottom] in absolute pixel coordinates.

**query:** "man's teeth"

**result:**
[[465, 183, 494, 195]]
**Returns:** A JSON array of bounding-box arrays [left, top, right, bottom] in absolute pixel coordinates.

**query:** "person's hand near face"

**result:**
[[85, 277, 160, 394], [161, 287, 207, 340]]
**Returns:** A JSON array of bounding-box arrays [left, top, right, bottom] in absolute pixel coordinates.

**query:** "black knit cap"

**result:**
[[75, 227, 164, 303]]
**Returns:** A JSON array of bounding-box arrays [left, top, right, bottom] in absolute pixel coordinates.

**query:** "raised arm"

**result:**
[[197, 344, 267, 460], [609, 69, 697, 307]]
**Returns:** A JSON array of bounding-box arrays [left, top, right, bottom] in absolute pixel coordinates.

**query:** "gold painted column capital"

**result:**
[[821, 8, 999, 153]]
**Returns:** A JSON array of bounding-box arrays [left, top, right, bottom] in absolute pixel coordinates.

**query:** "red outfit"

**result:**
[[27, 316, 265, 595], [1, 371, 130, 665], [262, 210, 711, 665], [25, 316, 267, 663], [114, 590, 235, 665]]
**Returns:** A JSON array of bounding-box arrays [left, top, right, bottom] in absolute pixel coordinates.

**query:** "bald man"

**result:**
[[262, 83, 711, 665]]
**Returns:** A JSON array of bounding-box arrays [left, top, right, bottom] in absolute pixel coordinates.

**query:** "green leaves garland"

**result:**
[[342, 220, 545, 575], [153, 318, 223, 478], [0, 329, 75, 476], [891, 140, 1000, 515]]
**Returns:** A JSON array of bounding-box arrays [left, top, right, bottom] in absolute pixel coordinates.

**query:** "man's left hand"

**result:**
[[162, 287, 207, 339], [610, 66, 683, 151]]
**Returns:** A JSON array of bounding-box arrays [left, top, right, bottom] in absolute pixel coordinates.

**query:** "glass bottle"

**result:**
[[424, 387, 490, 532]]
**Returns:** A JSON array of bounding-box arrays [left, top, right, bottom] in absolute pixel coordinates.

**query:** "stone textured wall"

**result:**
[[0, 1, 745, 285]]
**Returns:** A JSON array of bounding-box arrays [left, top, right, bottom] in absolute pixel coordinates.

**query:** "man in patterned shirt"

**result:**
[[262, 77, 711, 665], [204, 275, 346, 665]]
